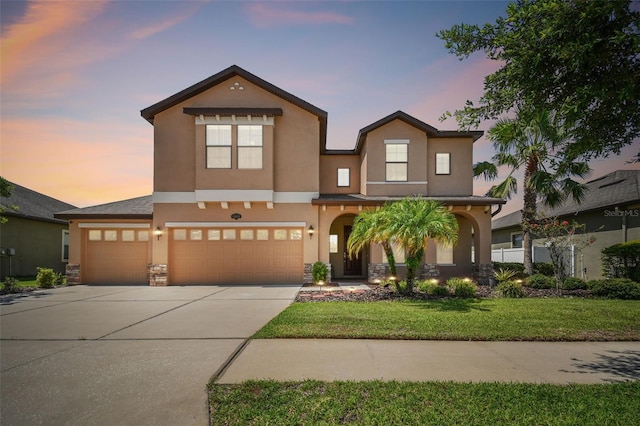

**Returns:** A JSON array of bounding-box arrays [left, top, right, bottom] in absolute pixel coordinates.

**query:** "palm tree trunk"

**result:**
[[522, 157, 538, 275], [404, 247, 424, 293], [381, 241, 397, 277]]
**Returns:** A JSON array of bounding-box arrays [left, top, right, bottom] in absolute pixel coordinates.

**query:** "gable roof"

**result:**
[[492, 169, 640, 230], [1, 181, 76, 225], [55, 195, 153, 220], [345, 111, 483, 154]]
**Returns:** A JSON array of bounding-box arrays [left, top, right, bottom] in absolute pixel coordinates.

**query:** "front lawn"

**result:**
[[209, 380, 640, 425], [254, 298, 640, 341]]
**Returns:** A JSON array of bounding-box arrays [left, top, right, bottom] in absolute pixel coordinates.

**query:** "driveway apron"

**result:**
[[0, 285, 300, 426]]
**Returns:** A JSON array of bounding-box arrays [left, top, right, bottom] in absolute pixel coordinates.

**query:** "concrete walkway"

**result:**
[[0, 285, 300, 426], [217, 339, 640, 384]]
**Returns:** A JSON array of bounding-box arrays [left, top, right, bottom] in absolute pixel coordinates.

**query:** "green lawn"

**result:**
[[254, 298, 640, 341], [209, 380, 640, 425]]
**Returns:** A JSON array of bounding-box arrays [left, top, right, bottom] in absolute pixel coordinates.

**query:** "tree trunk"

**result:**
[[522, 157, 538, 275], [404, 247, 424, 294], [382, 241, 397, 277]]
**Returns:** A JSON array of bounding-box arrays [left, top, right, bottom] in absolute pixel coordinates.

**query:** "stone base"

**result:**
[[473, 263, 494, 286], [304, 263, 332, 284], [420, 264, 440, 280], [367, 263, 386, 283], [65, 264, 81, 285], [148, 264, 168, 286]]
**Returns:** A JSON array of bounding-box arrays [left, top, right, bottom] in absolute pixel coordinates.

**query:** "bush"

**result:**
[[416, 279, 450, 296], [587, 278, 640, 300], [563, 277, 588, 290], [497, 280, 525, 298], [525, 274, 555, 289], [446, 277, 477, 298], [533, 262, 555, 276], [601, 240, 640, 282], [2, 276, 19, 293], [311, 262, 328, 284], [36, 267, 56, 288], [395, 280, 408, 293], [494, 268, 517, 283], [493, 262, 525, 277]]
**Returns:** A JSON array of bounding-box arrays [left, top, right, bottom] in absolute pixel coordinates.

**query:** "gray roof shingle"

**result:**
[[1, 181, 77, 225], [55, 195, 153, 219], [492, 169, 640, 230]]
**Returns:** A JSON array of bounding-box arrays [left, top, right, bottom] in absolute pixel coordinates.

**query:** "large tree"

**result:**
[[347, 208, 397, 278], [474, 109, 589, 274], [437, 0, 640, 162]]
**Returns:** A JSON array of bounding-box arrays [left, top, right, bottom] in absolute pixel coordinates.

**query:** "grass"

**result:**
[[254, 298, 640, 341], [209, 380, 640, 425]]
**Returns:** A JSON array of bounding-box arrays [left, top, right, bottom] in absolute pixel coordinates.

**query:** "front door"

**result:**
[[343, 225, 362, 276]]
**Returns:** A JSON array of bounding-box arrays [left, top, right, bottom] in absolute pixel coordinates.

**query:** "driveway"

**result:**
[[0, 284, 300, 426]]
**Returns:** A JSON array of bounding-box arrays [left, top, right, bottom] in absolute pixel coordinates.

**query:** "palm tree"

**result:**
[[474, 109, 590, 274], [346, 209, 397, 278]]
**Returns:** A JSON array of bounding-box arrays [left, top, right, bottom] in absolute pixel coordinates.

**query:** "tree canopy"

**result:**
[[437, 0, 640, 162]]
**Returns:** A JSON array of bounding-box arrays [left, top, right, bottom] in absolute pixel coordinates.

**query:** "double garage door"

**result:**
[[84, 228, 149, 285], [170, 226, 303, 284]]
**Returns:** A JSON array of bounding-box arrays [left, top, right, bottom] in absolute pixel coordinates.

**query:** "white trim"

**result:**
[[273, 192, 318, 203], [165, 221, 306, 228], [78, 223, 151, 229], [367, 181, 428, 185], [196, 116, 274, 126], [195, 189, 274, 202], [153, 190, 318, 204], [384, 139, 410, 144], [153, 192, 195, 203]]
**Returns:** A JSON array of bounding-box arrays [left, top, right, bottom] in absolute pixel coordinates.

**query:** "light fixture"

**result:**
[[154, 226, 163, 241], [231, 213, 242, 220], [308, 225, 315, 239]]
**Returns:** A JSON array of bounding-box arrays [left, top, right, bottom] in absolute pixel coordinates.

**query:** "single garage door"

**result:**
[[84, 229, 149, 285], [170, 227, 303, 284]]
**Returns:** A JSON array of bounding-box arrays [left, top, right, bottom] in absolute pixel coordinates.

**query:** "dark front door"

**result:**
[[343, 225, 363, 276]]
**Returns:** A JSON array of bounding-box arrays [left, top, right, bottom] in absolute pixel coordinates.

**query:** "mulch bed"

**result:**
[[296, 284, 592, 302]]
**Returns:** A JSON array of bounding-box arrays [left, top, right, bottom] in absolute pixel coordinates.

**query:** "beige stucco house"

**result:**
[[56, 65, 503, 286]]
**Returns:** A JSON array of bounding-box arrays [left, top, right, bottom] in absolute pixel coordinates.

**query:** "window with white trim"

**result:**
[[337, 168, 350, 187], [436, 243, 454, 265], [206, 125, 232, 168], [237, 125, 263, 169], [385, 143, 408, 181], [329, 234, 338, 253], [511, 232, 523, 248], [435, 153, 450, 175]]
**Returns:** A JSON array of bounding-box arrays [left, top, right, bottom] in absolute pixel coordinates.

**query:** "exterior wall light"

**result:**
[[154, 226, 163, 240], [308, 225, 314, 239], [231, 213, 242, 220]]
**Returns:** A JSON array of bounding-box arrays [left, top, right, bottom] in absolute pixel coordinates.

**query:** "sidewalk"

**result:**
[[217, 339, 640, 384]]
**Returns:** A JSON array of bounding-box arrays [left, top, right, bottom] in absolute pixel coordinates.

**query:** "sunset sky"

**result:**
[[1, 0, 638, 216]]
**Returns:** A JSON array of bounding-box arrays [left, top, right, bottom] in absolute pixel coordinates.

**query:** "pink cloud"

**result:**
[[129, 2, 207, 39], [246, 3, 353, 28]]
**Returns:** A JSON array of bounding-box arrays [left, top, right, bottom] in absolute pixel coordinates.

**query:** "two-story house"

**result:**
[[56, 65, 503, 286]]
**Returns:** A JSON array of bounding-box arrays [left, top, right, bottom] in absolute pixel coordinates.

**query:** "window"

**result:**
[[240, 229, 254, 240], [511, 233, 523, 248], [274, 230, 287, 240], [206, 125, 232, 168], [88, 230, 102, 241], [237, 125, 263, 169], [138, 230, 149, 241], [256, 230, 269, 240], [173, 229, 187, 240], [104, 230, 118, 241], [190, 230, 203, 240], [62, 230, 69, 262], [208, 230, 221, 240], [435, 153, 450, 175], [122, 230, 135, 241], [436, 243, 454, 265], [385, 143, 408, 181], [223, 229, 237, 240], [329, 234, 338, 253], [337, 168, 350, 187], [290, 229, 302, 240], [382, 243, 405, 264]]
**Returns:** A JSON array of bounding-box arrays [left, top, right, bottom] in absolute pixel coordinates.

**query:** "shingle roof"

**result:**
[[55, 195, 153, 220], [1, 181, 76, 225], [492, 169, 640, 230]]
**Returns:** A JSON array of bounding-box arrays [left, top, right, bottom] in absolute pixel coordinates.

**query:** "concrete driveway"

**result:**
[[0, 284, 300, 426]]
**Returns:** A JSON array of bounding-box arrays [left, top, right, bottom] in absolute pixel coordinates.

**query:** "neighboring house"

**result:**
[[491, 169, 640, 280], [0, 182, 76, 278], [56, 65, 504, 286]]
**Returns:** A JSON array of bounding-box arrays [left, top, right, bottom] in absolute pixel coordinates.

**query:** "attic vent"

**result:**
[[599, 179, 625, 189]]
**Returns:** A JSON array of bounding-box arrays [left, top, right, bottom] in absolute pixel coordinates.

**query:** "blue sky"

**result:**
[[1, 0, 638, 213]]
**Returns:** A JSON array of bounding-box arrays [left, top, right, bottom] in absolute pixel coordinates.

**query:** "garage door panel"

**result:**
[[85, 234, 148, 285]]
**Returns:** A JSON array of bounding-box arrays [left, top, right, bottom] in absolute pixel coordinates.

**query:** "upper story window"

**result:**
[[206, 125, 232, 169], [385, 141, 408, 182], [238, 125, 263, 169], [435, 153, 450, 175], [337, 168, 350, 187]]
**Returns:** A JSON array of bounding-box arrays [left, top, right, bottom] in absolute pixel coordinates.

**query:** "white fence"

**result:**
[[491, 246, 552, 264]]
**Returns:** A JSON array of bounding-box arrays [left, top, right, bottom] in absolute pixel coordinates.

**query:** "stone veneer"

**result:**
[[367, 263, 386, 283], [473, 263, 494, 286], [148, 264, 168, 286], [303, 263, 332, 284], [65, 264, 81, 285], [420, 264, 440, 279]]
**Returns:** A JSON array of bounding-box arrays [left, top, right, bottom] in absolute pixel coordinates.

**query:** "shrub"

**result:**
[[446, 277, 477, 298], [563, 277, 588, 290], [55, 272, 66, 286], [493, 262, 525, 277], [416, 279, 438, 293], [395, 280, 408, 293], [525, 273, 555, 289], [2, 276, 19, 293], [601, 240, 640, 282], [587, 278, 640, 300], [497, 280, 525, 298], [494, 268, 517, 283], [36, 267, 56, 288], [533, 262, 555, 277], [311, 262, 328, 284]]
